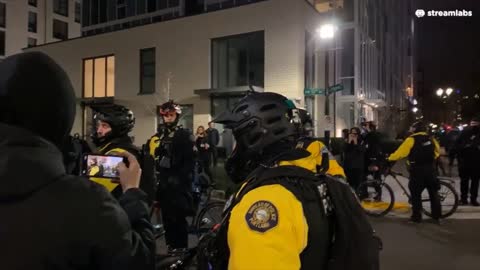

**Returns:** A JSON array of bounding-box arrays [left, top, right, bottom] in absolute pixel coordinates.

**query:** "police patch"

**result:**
[[245, 200, 278, 232]]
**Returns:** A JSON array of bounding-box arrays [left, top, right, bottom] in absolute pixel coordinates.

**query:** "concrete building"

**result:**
[[308, 0, 415, 137], [0, 0, 81, 59], [25, 0, 415, 150], [27, 0, 330, 150]]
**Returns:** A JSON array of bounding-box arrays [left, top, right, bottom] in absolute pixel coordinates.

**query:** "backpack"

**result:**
[[197, 165, 381, 270]]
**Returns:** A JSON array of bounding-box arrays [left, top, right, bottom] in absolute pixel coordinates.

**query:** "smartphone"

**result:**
[[81, 154, 125, 179]]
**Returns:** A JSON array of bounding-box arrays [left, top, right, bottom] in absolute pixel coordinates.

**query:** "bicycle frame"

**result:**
[[383, 171, 412, 201]]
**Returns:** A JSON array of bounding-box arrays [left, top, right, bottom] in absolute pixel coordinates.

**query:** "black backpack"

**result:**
[[197, 165, 381, 270]]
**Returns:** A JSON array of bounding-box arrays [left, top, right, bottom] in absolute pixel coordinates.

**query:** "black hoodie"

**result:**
[[0, 52, 154, 269]]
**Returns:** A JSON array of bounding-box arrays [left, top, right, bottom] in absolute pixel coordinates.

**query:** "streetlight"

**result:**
[[412, 107, 419, 113], [446, 88, 453, 96], [316, 23, 338, 137], [436, 88, 444, 97], [317, 24, 336, 39]]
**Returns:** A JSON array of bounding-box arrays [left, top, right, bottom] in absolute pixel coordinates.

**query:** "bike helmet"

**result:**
[[91, 104, 135, 145], [410, 121, 427, 133], [159, 100, 182, 115], [214, 92, 297, 155]]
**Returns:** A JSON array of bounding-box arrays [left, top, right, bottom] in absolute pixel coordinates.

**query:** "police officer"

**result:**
[[147, 100, 194, 252], [90, 104, 155, 201], [388, 121, 441, 223], [455, 116, 480, 206], [207, 92, 332, 269], [282, 108, 346, 178]]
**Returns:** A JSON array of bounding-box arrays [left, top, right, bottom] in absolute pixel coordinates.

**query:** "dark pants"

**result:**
[[345, 168, 364, 191], [209, 146, 218, 167], [162, 209, 188, 249], [409, 167, 442, 221], [199, 152, 213, 182], [458, 165, 480, 203]]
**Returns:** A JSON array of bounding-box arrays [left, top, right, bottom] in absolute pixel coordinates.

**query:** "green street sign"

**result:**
[[327, 84, 344, 94], [304, 88, 325, 95]]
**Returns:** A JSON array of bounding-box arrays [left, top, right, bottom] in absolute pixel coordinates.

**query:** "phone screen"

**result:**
[[81, 154, 124, 179]]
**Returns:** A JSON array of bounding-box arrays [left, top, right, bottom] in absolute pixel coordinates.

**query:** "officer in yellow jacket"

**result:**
[[279, 108, 346, 178], [89, 104, 156, 201], [209, 92, 332, 269], [387, 121, 441, 223]]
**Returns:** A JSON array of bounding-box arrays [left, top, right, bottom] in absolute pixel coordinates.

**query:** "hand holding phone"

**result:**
[[115, 151, 142, 192]]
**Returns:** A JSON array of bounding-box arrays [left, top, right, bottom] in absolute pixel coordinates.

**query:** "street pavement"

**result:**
[[156, 155, 480, 269], [371, 217, 480, 270]]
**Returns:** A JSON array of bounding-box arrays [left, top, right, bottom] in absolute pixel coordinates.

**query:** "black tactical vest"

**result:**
[[408, 134, 434, 167]]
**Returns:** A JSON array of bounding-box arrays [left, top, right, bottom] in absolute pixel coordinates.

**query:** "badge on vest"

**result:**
[[245, 200, 278, 233]]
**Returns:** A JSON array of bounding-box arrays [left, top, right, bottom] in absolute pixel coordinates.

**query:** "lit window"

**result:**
[[83, 55, 115, 98]]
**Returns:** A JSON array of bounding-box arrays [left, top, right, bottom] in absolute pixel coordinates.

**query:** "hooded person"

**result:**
[[0, 52, 155, 269]]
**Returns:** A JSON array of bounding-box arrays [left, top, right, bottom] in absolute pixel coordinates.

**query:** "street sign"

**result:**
[[305, 85, 343, 96], [327, 84, 344, 94], [304, 88, 325, 95]]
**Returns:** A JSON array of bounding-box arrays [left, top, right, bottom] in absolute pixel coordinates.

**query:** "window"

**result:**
[[28, 37, 37, 47], [0, 2, 5, 28], [28, 12, 37, 33], [53, 19, 68, 40], [137, 0, 146, 15], [83, 55, 115, 98], [147, 0, 156, 12], [140, 48, 156, 94], [75, 1, 81, 23], [29, 0, 37, 7], [0, 31, 5, 56], [212, 31, 264, 89], [54, 0, 69, 16], [83, 0, 90, 26]]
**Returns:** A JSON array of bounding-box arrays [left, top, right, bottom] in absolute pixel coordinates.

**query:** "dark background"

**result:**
[[416, 0, 480, 124]]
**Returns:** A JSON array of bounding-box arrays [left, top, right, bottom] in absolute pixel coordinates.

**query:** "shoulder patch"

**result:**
[[245, 200, 278, 233]]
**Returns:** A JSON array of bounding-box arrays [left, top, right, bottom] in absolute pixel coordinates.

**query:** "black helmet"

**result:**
[[410, 121, 427, 133], [91, 104, 135, 145], [214, 92, 297, 155], [296, 108, 313, 136]]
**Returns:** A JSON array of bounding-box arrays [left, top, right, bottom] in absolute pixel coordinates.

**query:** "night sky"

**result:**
[[416, 0, 480, 123]]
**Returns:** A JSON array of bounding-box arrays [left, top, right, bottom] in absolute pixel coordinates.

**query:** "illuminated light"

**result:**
[[413, 99, 418, 105], [436, 88, 444, 96], [446, 88, 453, 95], [317, 24, 336, 39], [412, 107, 419, 113]]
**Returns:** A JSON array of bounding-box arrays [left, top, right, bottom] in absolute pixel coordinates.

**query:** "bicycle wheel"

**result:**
[[422, 181, 459, 218], [194, 201, 225, 236], [358, 180, 395, 217]]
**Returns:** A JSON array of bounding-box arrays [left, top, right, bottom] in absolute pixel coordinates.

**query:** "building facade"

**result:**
[[0, 0, 81, 59], [24, 0, 415, 149], [307, 0, 415, 137], [26, 0, 327, 150]]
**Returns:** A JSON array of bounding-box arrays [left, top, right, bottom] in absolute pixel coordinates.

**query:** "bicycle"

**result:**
[[358, 164, 459, 218], [150, 184, 225, 238]]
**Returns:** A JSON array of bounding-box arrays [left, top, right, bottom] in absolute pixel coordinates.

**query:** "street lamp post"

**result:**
[[317, 23, 337, 135], [435, 87, 454, 123]]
